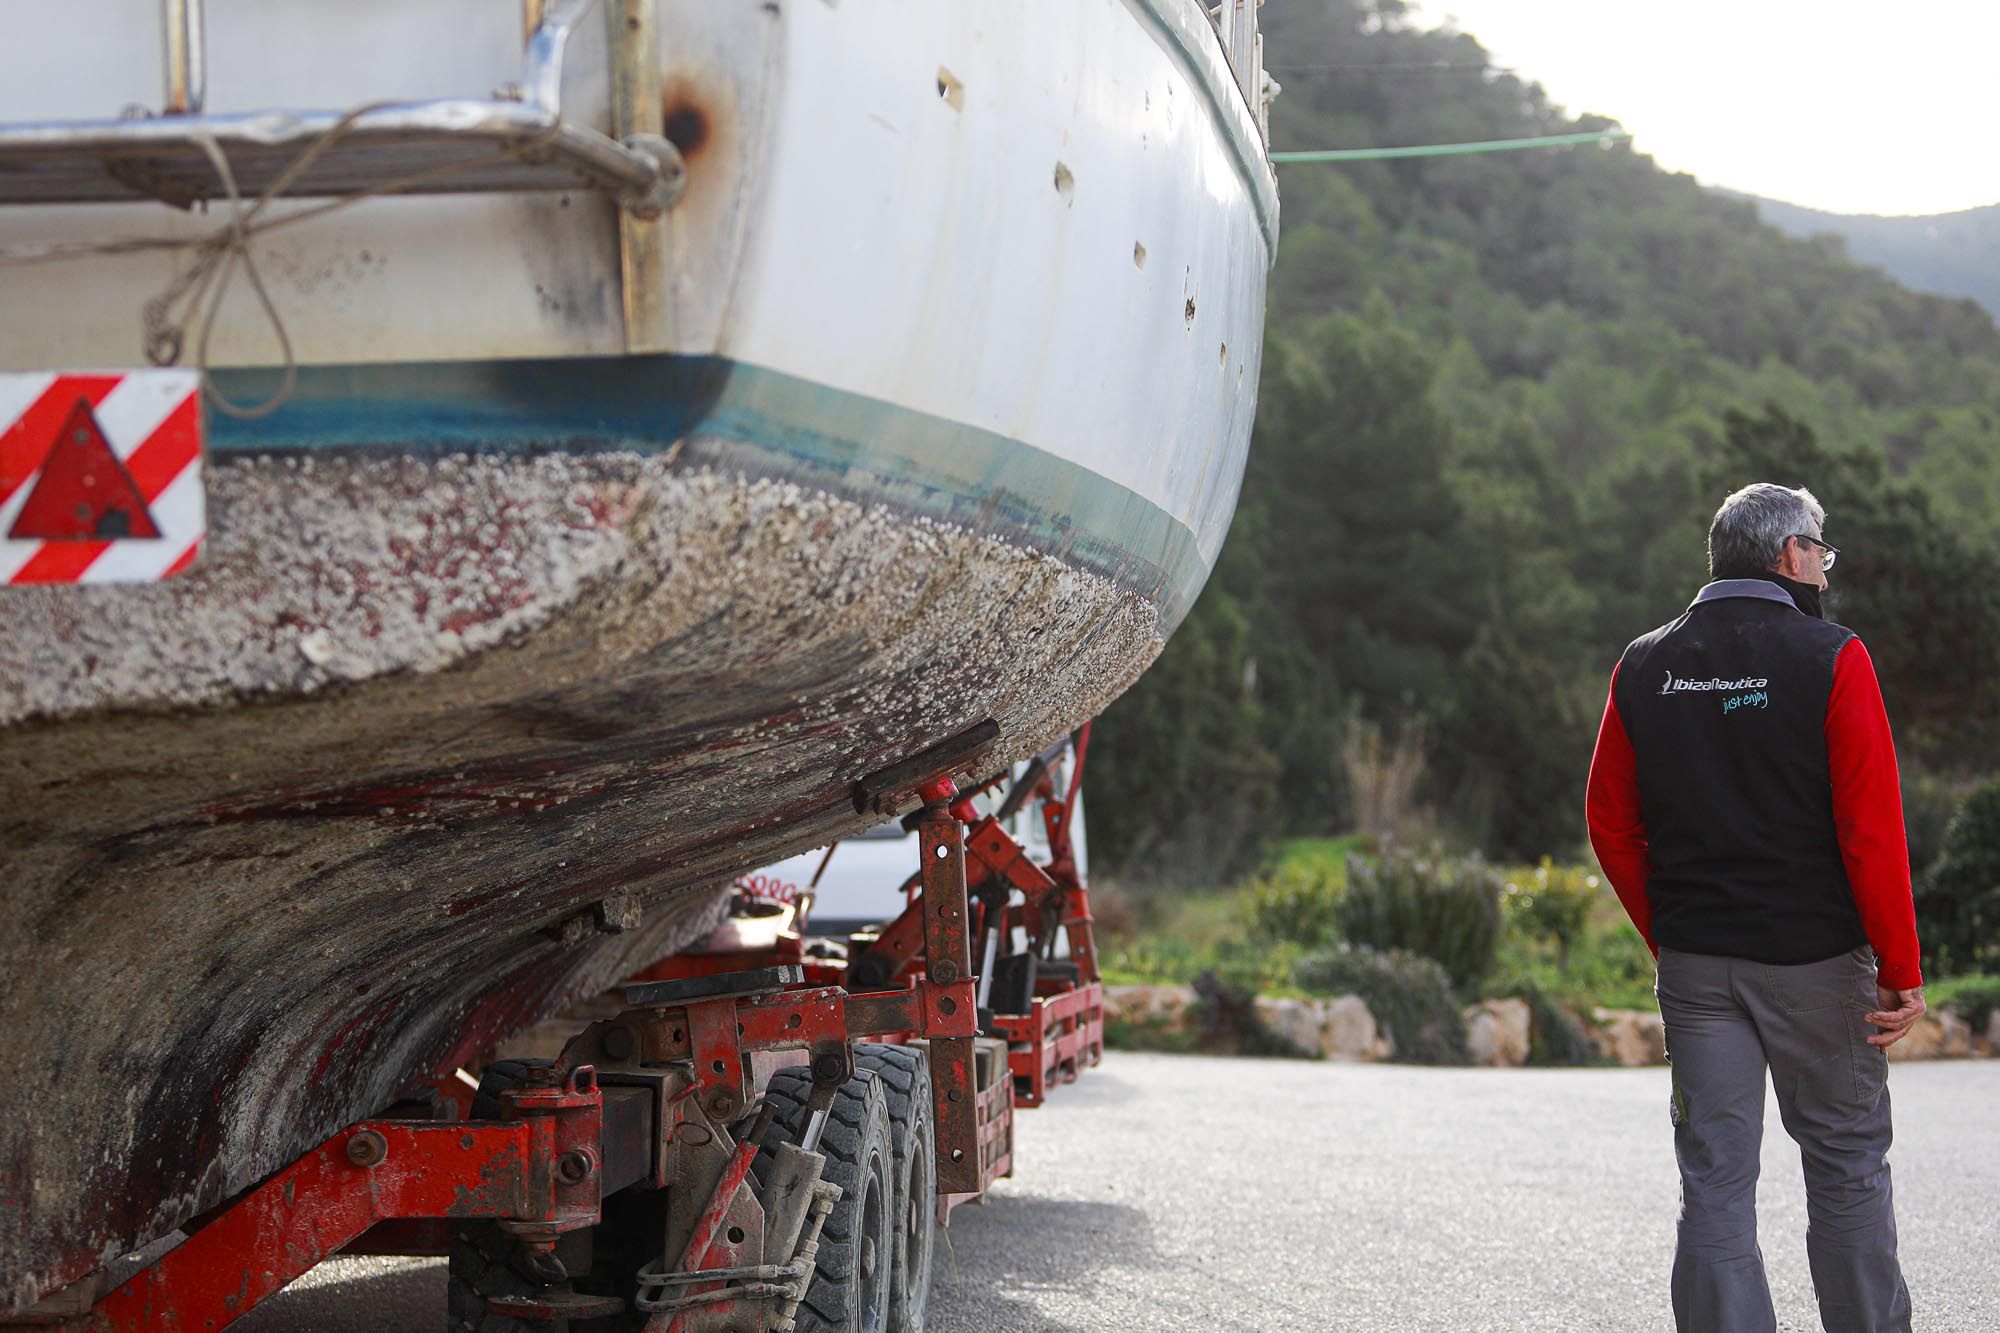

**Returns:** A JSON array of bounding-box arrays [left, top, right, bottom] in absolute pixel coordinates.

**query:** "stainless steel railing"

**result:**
[[160, 0, 207, 114], [1209, 0, 1274, 141]]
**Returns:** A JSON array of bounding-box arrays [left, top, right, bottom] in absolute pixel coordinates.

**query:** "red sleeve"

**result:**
[[1825, 638, 1922, 989], [1586, 661, 1656, 955]]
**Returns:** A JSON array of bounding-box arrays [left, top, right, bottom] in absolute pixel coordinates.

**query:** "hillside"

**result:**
[[1090, 0, 2000, 885], [1739, 195, 2000, 322]]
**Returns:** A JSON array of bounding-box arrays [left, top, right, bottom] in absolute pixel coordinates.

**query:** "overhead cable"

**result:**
[[1270, 129, 1631, 163]]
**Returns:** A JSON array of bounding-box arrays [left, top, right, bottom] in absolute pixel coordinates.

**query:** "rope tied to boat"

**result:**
[[0, 103, 560, 419], [145, 126, 297, 419]]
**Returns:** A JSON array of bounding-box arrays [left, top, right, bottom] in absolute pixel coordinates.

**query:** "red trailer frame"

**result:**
[[7, 727, 1104, 1332]]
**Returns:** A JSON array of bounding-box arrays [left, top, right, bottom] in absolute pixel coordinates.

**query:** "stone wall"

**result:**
[[1103, 985, 1997, 1068], [1253, 995, 1392, 1061]]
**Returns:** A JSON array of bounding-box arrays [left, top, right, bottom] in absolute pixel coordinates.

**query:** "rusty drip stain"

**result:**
[[657, 69, 736, 184], [661, 100, 710, 160]]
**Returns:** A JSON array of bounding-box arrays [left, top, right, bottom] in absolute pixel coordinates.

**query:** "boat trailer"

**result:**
[[6, 733, 1105, 1332]]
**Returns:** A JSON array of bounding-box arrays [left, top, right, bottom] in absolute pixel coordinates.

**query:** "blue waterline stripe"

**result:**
[[209, 355, 729, 455], [209, 355, 1212, 628]]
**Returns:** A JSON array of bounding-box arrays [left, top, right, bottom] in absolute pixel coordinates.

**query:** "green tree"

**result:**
[[1087, 577, 1279, 889], [1247, 305, 1480, 720], [1915, 779, 2000, 977], [1711, 404, 2000, 761], [1436, 624, 1591, 861], [1091, 0, 2000, 881]]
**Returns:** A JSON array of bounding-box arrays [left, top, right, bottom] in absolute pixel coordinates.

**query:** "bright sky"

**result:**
[[1412, 1, 2000, 216]]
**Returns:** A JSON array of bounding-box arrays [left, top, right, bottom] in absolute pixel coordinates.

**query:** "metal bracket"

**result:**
[[916, 806, 982, 1195], [851, 719, 1002, 816], [624, 965, 804, 1008]]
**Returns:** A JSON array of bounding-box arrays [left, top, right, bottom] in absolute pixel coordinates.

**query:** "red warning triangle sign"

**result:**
[[9, 398, 162, 541]]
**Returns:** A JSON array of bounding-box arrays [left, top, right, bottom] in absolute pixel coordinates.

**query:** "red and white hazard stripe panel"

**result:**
[[0, 370, 204, 585]]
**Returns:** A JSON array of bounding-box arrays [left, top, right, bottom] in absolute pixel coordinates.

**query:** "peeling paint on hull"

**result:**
[[0, 446, 1167, 1312]]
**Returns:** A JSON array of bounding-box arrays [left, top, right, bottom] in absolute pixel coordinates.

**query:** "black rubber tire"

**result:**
[[752, 1064, 895, 1333], [446, 1060, 650, 1333], [853, 1045, 935, 1333], [448, 1060, 570, 1333]]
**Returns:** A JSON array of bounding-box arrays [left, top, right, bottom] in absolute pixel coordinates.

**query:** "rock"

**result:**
[[1887, 1011, 1975, 1062], [1463, 998, 1532, 1067], [1104, 986, 1391, 1059], [1324, 994, 1391, 1061], [1251, 994, 1391, 1061], [1102, 984, 1198, 1027], [1886, 1015, 1940, 1061], [1944, 1010, 1975, 1058], [1255, 997, 1325, 1056], [1590, 1007, 1668, 1067], [1947, 1007, 2000, 1058]]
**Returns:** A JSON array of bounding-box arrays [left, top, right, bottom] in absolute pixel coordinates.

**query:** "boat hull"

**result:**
[[0, 0, 1275, 1309]]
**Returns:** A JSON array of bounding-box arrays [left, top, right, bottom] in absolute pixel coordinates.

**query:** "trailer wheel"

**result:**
[[853, 1044, 935, 1333], [446, 1059, 645, 1333], [754, 1064, 894, 1333], [448, 1060, 571, 1333]]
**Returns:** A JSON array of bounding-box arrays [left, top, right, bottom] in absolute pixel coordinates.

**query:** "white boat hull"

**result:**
[[0, 0, 1276, 1311]]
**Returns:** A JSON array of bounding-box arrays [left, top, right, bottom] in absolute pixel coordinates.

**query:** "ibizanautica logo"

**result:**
[[1660, 668, 1770, 695]]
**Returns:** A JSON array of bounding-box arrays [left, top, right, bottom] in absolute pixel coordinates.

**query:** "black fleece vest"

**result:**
[[1612, 587, 1866, 965]]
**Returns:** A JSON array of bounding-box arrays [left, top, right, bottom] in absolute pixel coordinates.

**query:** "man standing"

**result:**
[[1586, 482, 1925, 1333]]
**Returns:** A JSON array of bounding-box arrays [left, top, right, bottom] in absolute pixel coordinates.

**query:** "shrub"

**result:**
[[1932, 975, 2000, 1032], [1901, 768, 1963, 882], [1101, 916, 1302, 998], [1295, 945, 1467, 1065], [1500, 859, 1599, 973], [1336, 851, 1501, 994], [1488, 900, 1660, 1014], [1191, 970, 1317, 1059], [1102, 1012, 1203, 1055], [1521, 990, 1604, 1066], [1240, 859, 1344, 950], [1916, 778, 2000, 977]]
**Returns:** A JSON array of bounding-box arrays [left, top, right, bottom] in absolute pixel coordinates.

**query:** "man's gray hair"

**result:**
[[1708, 483, 1827, 578]]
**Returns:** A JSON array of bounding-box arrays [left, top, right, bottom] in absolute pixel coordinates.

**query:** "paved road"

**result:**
[[239, 1054, 2000, 1331]]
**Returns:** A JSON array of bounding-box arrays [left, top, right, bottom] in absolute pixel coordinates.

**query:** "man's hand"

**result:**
[[1865, 985, 1927, 1049]]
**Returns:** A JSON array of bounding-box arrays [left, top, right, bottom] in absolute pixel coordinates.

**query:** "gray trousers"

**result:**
[[1655, 946, 1911, 1333]]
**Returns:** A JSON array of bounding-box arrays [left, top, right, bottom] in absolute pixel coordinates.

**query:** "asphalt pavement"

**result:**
[[237, 1054, 2000, 1332]]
